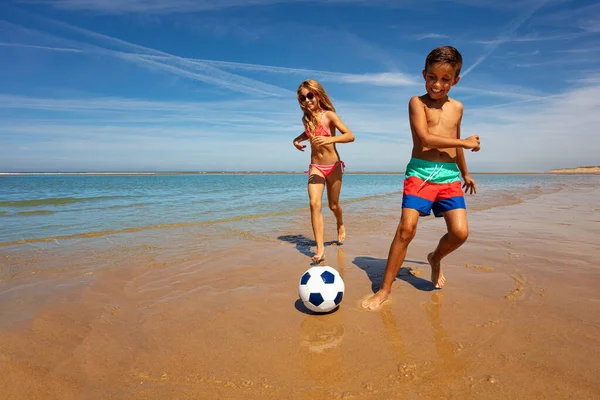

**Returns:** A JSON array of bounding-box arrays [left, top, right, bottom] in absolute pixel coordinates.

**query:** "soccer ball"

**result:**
[[298, 266, 345, 313]]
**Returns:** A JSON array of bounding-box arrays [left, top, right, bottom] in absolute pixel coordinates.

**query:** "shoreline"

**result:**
[[0, 176, 564, 248]]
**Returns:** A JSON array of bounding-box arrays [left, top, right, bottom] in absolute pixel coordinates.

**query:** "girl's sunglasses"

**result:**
[[298, 92, 315, 102]]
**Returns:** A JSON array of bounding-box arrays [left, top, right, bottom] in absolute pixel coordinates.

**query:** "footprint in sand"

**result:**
[[476, 319, 501, 328], [464, 263, 494, 272], [504, 273, 526, 301]]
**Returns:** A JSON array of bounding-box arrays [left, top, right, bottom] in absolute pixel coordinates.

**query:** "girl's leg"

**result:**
[[325, 163, 345, 243], [428, 208, 469, 289], [362, 208, 421, 310], [308, 169, 326, 262]]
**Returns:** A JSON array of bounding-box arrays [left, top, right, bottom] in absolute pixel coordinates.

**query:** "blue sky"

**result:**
[[0, 0, 599, 172]]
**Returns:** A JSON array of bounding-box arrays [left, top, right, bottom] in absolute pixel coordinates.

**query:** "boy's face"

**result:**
[[422, 63, 460, 100]]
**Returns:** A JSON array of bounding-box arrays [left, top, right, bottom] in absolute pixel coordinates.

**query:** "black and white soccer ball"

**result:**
[[298, 266, 345, 313]]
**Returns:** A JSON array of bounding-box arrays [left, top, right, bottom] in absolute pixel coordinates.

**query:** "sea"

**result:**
[[1, 172, 595, 247]]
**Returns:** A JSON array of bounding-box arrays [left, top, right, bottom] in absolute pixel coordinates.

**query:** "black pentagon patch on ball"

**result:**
[[320, 270, 335, 284], [300, 272, 311, 285], [334, 291, 344, 305], [309, 293, 325, 307]]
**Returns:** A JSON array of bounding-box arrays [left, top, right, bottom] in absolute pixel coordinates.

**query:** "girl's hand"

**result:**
[[293, 141, 306, 151], [311, 136, 332, 147], [462, 174, 477, 194]]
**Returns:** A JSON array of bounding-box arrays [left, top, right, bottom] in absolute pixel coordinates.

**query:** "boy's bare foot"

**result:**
[[337, 223, 346, 244], [428, 252, 446, 289], [361, 289, 390, 310]]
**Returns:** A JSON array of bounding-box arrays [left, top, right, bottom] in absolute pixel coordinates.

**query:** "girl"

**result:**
[[292, 79, 355, 263]]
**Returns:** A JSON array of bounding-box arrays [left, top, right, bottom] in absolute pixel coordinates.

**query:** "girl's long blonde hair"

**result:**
[[297, 79, 336, 135]]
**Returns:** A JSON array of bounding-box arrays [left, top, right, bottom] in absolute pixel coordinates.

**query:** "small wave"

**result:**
[[16, 210, 55, 216], [345, 191, 402, 203], [0, 196, 122, 207], [0, 208, 303, 247]]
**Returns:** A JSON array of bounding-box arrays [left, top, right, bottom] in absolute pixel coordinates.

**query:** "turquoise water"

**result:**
[[0, 173, 596, 245]]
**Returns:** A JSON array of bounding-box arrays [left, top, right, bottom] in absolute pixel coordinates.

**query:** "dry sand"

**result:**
[[0, 186, 599, 399]]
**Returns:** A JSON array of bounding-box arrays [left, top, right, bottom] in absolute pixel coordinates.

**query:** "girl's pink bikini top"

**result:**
[[305, 110, 331, 137]]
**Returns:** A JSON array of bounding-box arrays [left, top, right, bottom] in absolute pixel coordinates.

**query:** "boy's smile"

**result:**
[[422, 63, 460, 101]]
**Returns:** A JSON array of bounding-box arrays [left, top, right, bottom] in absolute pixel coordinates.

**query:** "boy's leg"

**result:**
[[325, 164, 345, 243], [308, 170, 326, 262], [362, 208, 421, 310], [428, 208, 469, 288]]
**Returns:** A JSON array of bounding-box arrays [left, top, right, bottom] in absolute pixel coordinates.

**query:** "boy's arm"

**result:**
[[456, 115, 478, 194], [456, 112, 468, 174], [456, 148, 469, 176], [409, 97, 479, 149]]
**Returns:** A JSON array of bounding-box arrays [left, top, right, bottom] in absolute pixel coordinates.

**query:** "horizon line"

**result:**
[[0, 171, 561, 175]]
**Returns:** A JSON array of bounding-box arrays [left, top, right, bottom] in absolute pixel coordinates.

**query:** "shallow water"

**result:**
[[1, 173, 593, 246]]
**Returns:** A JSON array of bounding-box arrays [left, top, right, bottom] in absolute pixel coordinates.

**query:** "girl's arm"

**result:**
[[293, 131, 309, 143], [293, 131, 309, 152], [316, 111, 355, 145]]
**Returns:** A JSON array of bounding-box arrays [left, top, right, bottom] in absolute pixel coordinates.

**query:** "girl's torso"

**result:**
[[305, 110, 341, 164]]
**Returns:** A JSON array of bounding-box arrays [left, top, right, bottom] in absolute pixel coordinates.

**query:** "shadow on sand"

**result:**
[[294, 299, 340, 316], [278, 234, 340, 264], [353, 256, 435, 292]]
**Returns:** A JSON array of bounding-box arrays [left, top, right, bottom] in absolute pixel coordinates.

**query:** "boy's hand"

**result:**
[[293, 140, 306, 151], [462, 135, 481, 151], [462, 174, 477, 194]]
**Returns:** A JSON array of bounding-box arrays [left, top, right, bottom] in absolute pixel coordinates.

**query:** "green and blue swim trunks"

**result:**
[[402, 158, 466, 217]]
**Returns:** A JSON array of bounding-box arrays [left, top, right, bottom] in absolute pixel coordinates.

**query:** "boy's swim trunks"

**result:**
[[402, 157, 466, 217]]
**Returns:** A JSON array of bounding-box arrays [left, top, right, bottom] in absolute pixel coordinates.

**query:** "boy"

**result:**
[[362, 46, 480, 310]]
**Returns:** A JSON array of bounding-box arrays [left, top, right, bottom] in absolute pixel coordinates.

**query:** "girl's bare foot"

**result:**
[[361, 289, 390, 310], [427, 252, 446, 289], [337, 223, 346, 244], [311, 250, 325, 263]]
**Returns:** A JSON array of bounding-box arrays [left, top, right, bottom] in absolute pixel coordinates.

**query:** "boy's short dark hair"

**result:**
[[425, 46, 463, 76]]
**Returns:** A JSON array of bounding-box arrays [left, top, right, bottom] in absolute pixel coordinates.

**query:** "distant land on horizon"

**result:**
[[547, 166, 600, 174]]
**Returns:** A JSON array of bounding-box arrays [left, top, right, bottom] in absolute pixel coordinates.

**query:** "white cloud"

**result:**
[[17, 0, 401, 13], [413, 33, 449, 40], [462, 0, 550, 77], [337, 72, 416, 86], [0, 41, 82, 52], [3, 74, 600, 172], [540, 2, 600, 33]]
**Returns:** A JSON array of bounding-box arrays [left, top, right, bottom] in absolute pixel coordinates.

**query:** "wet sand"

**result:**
[[1, 186, 599, 399]]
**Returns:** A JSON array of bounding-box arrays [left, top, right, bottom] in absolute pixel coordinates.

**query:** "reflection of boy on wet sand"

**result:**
[[363, 46, 480, 310]]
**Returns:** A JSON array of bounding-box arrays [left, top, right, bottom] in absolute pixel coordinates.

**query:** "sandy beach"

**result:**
[[1, 184, 599, 399]]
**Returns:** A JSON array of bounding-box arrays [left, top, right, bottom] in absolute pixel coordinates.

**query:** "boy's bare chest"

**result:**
[[424, 107, 458, 133]]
